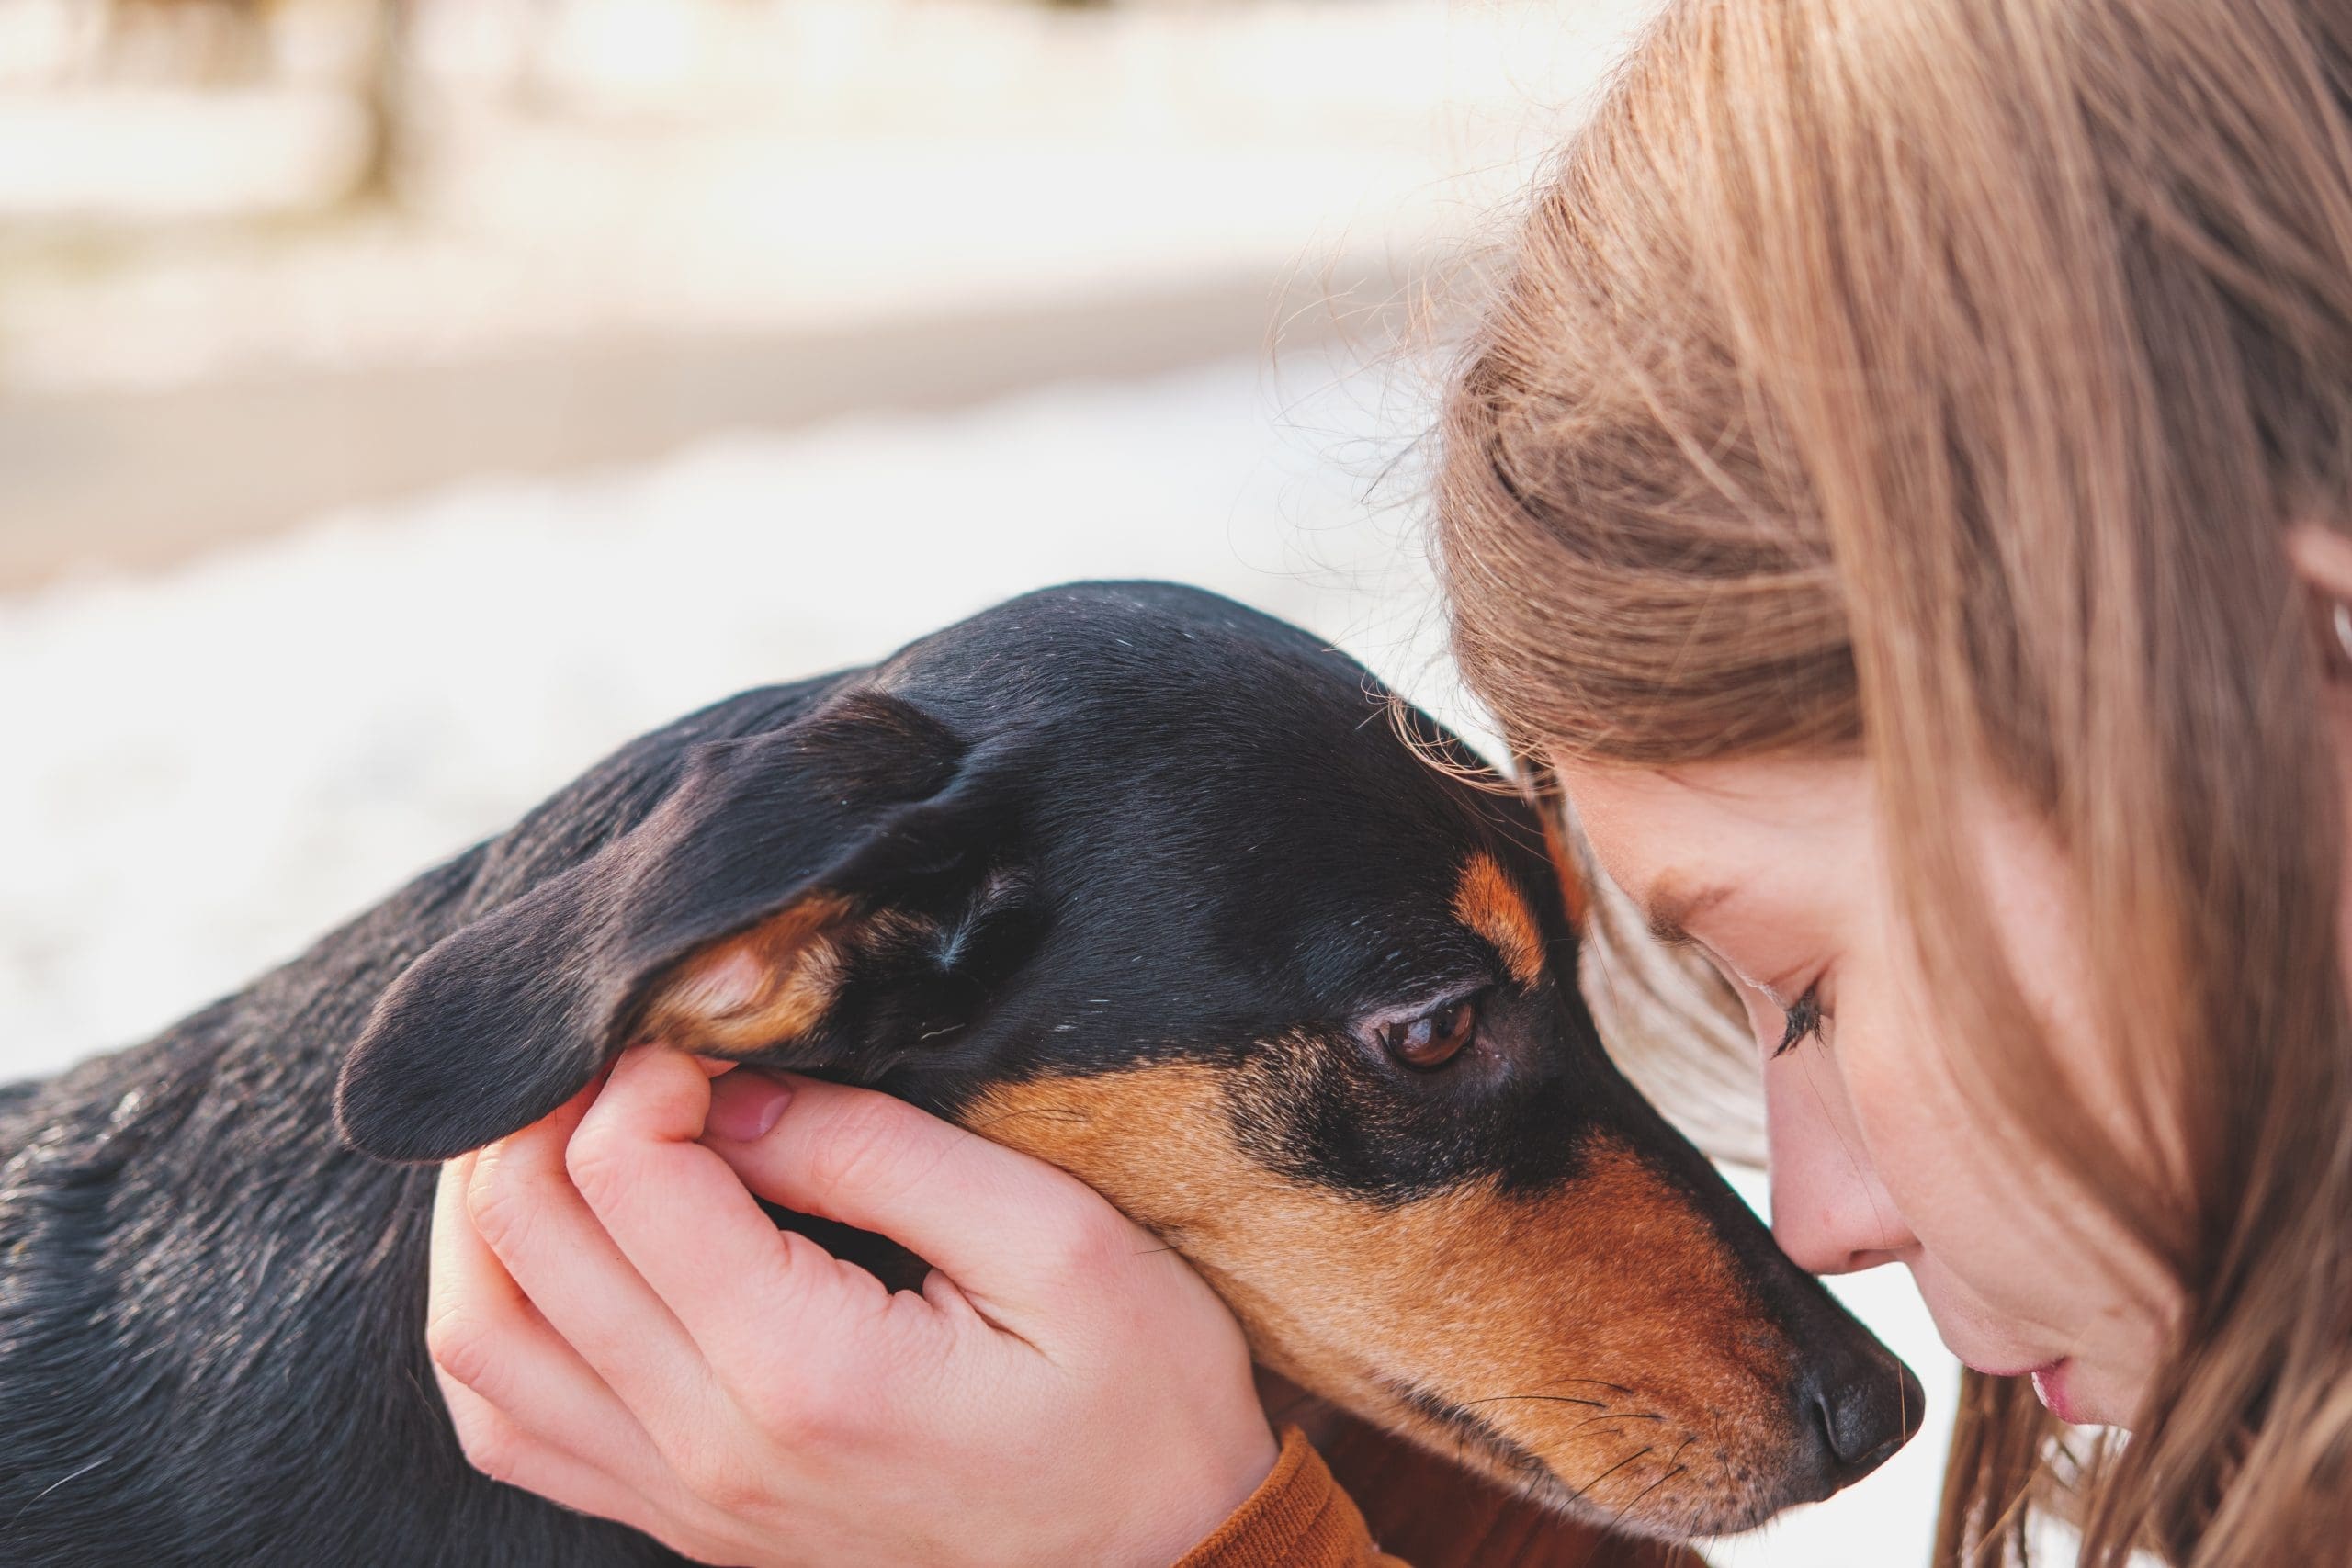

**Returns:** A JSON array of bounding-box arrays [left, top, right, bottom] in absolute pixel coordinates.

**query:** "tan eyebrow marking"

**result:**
[[1453, 853, 1544, 987]]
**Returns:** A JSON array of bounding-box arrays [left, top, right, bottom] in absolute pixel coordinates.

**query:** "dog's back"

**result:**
[[0, 679, 844, 1568]]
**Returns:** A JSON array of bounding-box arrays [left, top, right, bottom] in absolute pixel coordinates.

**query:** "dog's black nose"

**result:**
[[1791, 1350, 1926, 1495]]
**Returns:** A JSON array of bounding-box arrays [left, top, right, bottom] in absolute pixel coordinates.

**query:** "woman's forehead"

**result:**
[[1554, 754, 1874, 869]]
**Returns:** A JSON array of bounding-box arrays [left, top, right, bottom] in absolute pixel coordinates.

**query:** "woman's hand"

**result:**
[[425, 1045, 1278, 1568]]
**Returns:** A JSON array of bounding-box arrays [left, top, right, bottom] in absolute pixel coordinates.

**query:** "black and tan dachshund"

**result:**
[[0, 581, 1920, 1566]]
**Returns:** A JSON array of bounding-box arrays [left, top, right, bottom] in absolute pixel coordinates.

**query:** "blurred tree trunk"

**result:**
[[104, 0, 270, 85], [349, 0, 413, 206]]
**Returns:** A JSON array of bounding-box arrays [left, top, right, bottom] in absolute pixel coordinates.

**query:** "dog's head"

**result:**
[[338, 581, 1919, 1538]]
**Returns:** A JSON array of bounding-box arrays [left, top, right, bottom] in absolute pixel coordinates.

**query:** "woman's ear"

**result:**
[[2289, 525, 2352, 687], [2288, 524, 2352, 995]]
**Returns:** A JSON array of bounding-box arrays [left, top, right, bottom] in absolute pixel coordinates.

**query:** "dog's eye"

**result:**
[[1379, 997, 1479, 1070]]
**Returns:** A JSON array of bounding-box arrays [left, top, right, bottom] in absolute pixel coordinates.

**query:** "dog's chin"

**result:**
[[1433, 1438, 1792, 1543], [1529, 1467, 1791, 1544], [1369, 1379, 1792, 1543]]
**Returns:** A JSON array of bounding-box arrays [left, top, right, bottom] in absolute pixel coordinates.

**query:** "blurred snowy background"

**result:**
[[0, 2, 1958, 1561]]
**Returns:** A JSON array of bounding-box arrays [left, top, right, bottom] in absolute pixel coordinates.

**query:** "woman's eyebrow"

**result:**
[[1641, 874, 1733, 948]]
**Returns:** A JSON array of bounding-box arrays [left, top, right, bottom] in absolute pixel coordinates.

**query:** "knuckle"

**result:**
[[452, 1412, 524, 1485], [697, 1471, 763, 1517], [1038, 1206, 1130, 1282], [463, 1156, 539, 1249], [424, 1307, 502, 1394], [748, 1361, 854, 1450], [563, 1120, 632, 1206], [671, 1438, 763, 1513]]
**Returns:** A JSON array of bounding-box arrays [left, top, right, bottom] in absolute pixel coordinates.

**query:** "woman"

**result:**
[[422, 1, 2352, 1563]]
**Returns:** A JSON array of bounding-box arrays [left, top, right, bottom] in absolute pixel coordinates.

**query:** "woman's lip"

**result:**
[[1959, 1358, 2054, 1379], [1956, 1356, 2086, 1421], [2030, 1359, 2082, 1423]]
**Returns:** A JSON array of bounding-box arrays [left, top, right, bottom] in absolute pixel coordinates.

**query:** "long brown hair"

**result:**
[[1433, 2, 2352, 1562]]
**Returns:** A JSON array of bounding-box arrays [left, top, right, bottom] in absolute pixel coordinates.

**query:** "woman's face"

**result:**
[[1560, 754, 2177, 1428]]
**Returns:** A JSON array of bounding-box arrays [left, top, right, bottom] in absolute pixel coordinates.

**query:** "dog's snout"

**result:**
[[1791, 1348, 1927, 1497]]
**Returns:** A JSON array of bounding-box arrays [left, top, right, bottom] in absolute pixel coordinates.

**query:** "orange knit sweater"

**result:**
[[1174, 1427, 1407, 1568]]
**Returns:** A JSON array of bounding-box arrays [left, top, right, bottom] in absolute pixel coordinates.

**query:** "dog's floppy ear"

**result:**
[[335, 688, 1033, 1163]]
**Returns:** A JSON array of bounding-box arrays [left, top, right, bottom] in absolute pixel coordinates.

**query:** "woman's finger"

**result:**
[[435, 1372, 679, 1545], [461, 1078, 715, 1418], [699, 1069, 1149, 1325], [563, 1045, 903, 1382], [428, 1157, 676, 1486]]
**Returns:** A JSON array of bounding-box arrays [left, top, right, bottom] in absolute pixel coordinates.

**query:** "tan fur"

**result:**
[[965, 1058, 1808, 1534], [639, 894, 857, 1054], [1455, 853, 1545, 987]]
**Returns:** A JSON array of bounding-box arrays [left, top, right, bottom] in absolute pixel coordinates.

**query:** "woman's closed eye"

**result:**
[[1774, 984, 1828, 1058]]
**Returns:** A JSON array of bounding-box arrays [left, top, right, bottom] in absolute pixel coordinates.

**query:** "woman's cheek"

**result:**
[[1836, 986, 2116, 1336], [1800, 985, 2011, 1283]]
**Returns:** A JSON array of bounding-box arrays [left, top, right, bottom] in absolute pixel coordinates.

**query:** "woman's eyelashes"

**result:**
[[1774, 984, 1828, 1058]]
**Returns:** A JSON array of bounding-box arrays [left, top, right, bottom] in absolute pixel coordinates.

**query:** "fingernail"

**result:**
[[706, 1072, 793, 1142]]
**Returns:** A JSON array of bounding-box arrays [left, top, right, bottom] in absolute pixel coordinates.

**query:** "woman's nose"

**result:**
[[1764, 1055, 1916, 1275]]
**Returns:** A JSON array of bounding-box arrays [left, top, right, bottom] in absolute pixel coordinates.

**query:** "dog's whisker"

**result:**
[[1577, 1442, 1656, 1498], [1543, 1377, 1636, 1397], [1454, 1392, 1607, 1410], [1565, 1409, 1664, 1436], [1611, 1460, 1690, 1532]]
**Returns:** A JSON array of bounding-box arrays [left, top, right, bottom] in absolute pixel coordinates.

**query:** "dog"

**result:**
[[0, 581, 1920, 1565]]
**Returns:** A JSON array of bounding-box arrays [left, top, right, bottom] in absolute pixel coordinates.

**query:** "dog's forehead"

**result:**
[[1050, 748, 1542, 1017], [1029, 755, 1519, 993], [877, 582, 1559, 987], [1021, 664, 1506, 870]]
